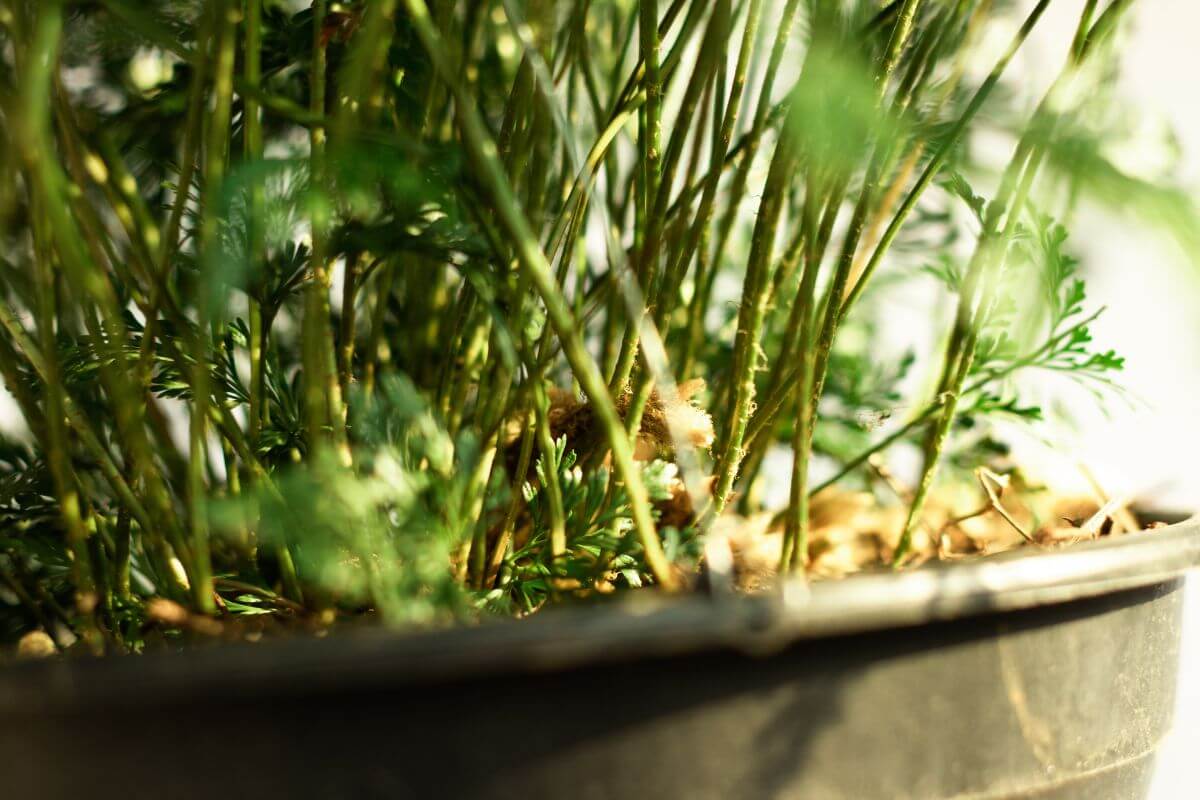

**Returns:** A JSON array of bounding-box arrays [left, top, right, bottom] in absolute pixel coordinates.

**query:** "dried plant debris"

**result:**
[[717, 484, 1163, 589], [507, 380, 714, 470]]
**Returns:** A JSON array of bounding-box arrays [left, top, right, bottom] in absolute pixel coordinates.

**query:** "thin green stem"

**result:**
[[707, 111, 799, 518], [14, 0, 195, 602], [535, 386, 568, 562], [303, 0, 346, 454], [893, 0, 1133, 564], [739, 0, 1054, 455], [190, 0, 241, 613], [403, 0, 678, 590], [245, 0, 266, 443], [841, 0, 1053, 319]]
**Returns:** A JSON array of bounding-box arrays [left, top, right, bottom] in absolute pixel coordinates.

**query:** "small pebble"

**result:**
[[16, 630, 56, 660]]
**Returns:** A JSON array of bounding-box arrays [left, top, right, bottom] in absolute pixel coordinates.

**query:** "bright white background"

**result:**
[[1018, 3, 1200, 797]]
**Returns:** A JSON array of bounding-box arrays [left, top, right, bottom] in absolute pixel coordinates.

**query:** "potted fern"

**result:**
[[1, 0, 1197, 797]]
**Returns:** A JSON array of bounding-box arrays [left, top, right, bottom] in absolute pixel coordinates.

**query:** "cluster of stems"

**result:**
[[0, 0, 1143, 646]]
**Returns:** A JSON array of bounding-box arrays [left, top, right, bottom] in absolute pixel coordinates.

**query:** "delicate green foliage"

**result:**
[[939, 170, 986, 224], [206, 158, 311, 312], [212, 376, 473, 625], [0, 440, 58, 539], [504, 438, 692, 611], [920, 252, 966, 291], [974, 213, 1125, 391], [812, 341, 916, 464], [0, 0, 1188, 649], [961, 392, 1044, 424]]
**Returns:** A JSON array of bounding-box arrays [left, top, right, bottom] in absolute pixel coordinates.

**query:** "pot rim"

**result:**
[[3, 516, 1198, 710]]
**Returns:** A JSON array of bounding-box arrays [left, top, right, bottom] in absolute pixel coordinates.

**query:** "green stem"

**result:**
[[605, 0, 662, 393], [739, 0, 1055, 454], [840, 0, 1053, 319], [32, 205, 98, 611], [534, 386, 568, 562], [779, 2, 924, 567], [189, 0, 240, 614], [485, 406, 537, 589], [892, 0, 1132, 564], [0, 305, 173, 586], [707, 117, 799, 518], [161, 6, 213, 268], [465, 359, 513, 586], [245, 0, 266, 443], [14, 0, 194, 602], [303, 0, 346, 453], [362, 260, 396, 397], [337, 252, 361, 401], [696, 0, 798, 346], [16, 6, 97, 618], [113, 507, 132, 602], [403, 0, 678, 590], [776, 174, 827, 567]]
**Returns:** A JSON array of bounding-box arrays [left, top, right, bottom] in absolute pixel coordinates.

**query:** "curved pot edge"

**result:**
[[1, 517, 1197, 711]]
